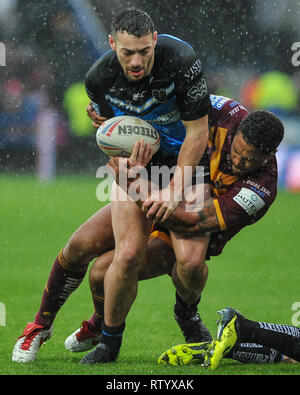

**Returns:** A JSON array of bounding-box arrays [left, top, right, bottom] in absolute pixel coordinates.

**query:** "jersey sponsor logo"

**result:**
[[209, 94, 230, 110], [249, 186, 266, 198], [229, 104, 247, 116], [187, 78, 207, 100], [229, 106, 240, 116], [184, 59, 202, 81], [244, 180, 271, 196], [233, 187, 265, 215]]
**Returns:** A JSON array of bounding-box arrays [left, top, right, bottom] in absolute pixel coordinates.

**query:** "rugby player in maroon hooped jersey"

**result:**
[[105, 95, 283, 265], [64, 95, 298, 366]]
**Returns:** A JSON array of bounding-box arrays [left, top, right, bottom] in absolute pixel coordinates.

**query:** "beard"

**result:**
[[124, 52, 154, 81]]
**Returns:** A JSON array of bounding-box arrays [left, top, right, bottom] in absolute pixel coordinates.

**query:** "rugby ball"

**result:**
[[96, 116, 160, 157]]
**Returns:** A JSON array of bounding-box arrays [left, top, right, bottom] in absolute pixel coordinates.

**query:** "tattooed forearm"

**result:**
[[162, 198, 221, 235], [196, 198, 220, 232]]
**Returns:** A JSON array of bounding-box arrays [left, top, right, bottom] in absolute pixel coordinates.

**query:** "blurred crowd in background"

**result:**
[[1, 0, 300, 191]]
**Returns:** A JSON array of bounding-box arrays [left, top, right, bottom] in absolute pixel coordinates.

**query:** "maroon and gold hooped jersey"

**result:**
[[152, 95, 279, 259], [207, 95, 278, 258]]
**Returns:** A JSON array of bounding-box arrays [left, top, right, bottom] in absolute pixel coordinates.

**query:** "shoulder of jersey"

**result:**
[[208, 94, 250, 131], [86, 50, 116, 84], [157, 34, 196, 59], [209, 94, 248, 115]]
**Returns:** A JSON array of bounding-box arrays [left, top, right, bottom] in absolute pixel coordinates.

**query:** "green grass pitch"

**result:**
[[0, 174, 299, 375]]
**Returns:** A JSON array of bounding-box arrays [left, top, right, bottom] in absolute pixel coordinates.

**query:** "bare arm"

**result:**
[[107, 143, 221, 236], [170, 116, 209, 192], [142, 115, 209, 222], [164, 198, 221, 235], [131, 183, 221, 235]]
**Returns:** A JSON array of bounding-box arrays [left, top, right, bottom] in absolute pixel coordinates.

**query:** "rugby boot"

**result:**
[[175, 310, 212, 343], [204, 307, 242, 370], [65, 320, 101, 352], [80, 333, 121, 365], [158, 341, 210, 366], [12, 322, 53, 363]]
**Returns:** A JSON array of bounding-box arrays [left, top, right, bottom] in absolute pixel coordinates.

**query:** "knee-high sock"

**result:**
[[226, 342, 283, 364], [87, 293, 104, 332], [34, 249, 88, 328], [238, 318, 300, 362]]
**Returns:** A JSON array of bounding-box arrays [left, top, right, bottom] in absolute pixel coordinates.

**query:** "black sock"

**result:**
[[238, 318, 300, 362], [226, 342, 283, 364], [101, 322, 125, 349], [174, 292, 201, 318]]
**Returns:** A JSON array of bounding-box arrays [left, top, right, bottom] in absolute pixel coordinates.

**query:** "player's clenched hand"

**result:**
[[142, 187, 180, 223], [86, 101, 107, 127]]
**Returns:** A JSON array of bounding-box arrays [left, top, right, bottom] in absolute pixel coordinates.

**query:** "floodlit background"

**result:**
[[1, 0, 300, 189]]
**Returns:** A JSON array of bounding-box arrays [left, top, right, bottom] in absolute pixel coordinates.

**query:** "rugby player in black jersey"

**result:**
[[12, 8, 212, 364], [83, 8, 212, 365]]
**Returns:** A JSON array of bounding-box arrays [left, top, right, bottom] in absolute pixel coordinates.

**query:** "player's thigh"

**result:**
[[111, 183, 152, 255], [139, 236, 175, 280], [90, 236, 175, 283], [170, 183, 211, 267], [64, 203, 114, 262], [170, 231, 210, 268]]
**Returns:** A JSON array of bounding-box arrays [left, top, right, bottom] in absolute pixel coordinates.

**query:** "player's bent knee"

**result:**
[[176, 254, 206, 274], [115, 245, 145, 272], [64, 232, 99, 263], [90, 250, 114, 284]]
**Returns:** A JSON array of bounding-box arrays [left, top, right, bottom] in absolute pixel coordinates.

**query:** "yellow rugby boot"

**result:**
[[204, 308, 240, 370], [158, 341, 210, 366]]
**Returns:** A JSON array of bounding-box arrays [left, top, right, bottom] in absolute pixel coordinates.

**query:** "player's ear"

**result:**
[[263, 149, 277, 165], [267, 149, 277, 158], [153, 31, 158, 47], [109, 34, 116, 51]]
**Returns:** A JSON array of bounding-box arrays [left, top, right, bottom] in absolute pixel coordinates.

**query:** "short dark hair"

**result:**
[[239, 110, 284, 154], [111, 8, 155, 38]]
